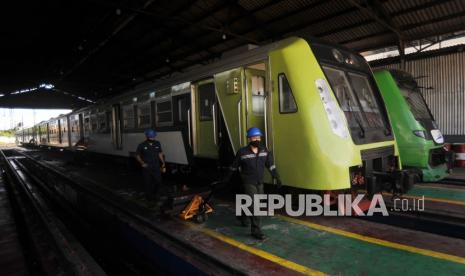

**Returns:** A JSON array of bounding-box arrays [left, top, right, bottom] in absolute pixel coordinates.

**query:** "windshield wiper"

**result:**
[[347, 97, 365, 138]]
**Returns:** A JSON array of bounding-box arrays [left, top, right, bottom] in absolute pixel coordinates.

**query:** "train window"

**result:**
[[137, 103, 151, 128], [198, 82, 215, 121], [98, 112, 108, 132], [347, 72, 383, 128], [251, 75, 265, 116], [278, 74, 297, 113], [177, 97, 188, 123], [123, 105, 135, 129], [156, 100, 172, 125]]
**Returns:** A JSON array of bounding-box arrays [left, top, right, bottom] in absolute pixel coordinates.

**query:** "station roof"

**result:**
[[1, 0, 465, 108]]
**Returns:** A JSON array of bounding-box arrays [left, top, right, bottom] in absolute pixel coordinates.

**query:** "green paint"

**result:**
[[374, 70, 448, 182], [203, 205, 465, 275], [409, 186, 465, 202]]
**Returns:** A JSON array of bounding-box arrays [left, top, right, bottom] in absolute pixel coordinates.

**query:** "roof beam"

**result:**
[[347, 0, 404, 39], [59, 0, 156, 81]]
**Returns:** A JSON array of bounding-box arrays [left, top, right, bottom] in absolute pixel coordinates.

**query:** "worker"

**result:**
[[135, 128, 166, 201], [227, 127, 281, 240]]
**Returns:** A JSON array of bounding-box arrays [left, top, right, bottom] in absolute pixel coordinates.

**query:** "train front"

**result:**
[[309, 42, 414, 196], [376, 69, 449, 182]]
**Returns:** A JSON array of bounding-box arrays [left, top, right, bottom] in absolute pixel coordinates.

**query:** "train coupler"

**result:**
[[367, 170, 415, 197]]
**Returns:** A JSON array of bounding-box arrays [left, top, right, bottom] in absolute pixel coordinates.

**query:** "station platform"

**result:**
[[8, 147, 465, 275]]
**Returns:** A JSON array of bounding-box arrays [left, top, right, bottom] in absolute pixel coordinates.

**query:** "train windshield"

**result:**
[[400, 87, 432, 120], [390, 70, 434, 121], [323, 66, 385, 132]]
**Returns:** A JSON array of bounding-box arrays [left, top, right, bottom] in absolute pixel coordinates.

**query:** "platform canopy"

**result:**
[[1, 0, 465, 108]]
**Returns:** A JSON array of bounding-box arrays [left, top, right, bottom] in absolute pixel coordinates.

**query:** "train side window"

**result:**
[[278, 73, 297, 113], [137, 102, 151, 128], [98, 112, 109, 132], [123, 105, 135, 129], [198, 82, 215, 121], [252, 75, 265, 116], [156, 100, 172, 126]]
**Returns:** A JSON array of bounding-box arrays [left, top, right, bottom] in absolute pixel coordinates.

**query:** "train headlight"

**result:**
[[431, 129, 444, 144], [315, 79, 349, 139], [413, 130, 426, 139], [332, 49, 344, 63]]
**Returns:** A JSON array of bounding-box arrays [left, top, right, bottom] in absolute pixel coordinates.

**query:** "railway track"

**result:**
[[1, 148, 247, 275], [436, 177, 465, 186], [0, 149, 105, 276], [361, 193, 465, 240]]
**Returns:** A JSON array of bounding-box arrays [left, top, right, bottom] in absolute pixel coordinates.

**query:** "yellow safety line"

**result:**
[[196, 226, 326, 276], [383, 192, 465, 206], [278, 215, 465, 265]]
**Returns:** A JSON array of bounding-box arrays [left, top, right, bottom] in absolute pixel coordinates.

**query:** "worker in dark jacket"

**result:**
[[136, 129, 166, 201], [228, 127, 281, 240]]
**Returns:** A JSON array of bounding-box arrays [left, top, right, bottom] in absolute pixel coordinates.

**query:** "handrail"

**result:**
[[263, 96, 268, 148], [187, 109, 192, 147], [237, 99, 242, 146], [212, 104, 217, 145]]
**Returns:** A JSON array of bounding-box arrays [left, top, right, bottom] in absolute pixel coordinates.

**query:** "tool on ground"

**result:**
[[179, 181, 221, 223]]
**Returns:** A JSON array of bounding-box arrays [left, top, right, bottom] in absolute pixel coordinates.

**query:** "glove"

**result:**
[[275, 177, 282, 190]]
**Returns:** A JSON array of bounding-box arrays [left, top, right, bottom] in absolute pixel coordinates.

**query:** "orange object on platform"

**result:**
[[180, 194, 213, 220]]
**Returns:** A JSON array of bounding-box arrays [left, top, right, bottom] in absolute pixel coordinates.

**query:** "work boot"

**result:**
[[237, 216, 249, 227], [251, 231, 265, 240]]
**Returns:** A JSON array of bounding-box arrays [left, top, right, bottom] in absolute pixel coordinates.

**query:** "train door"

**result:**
[[173, 93, 191, 126], [245, 66, 267, 145], [57, 119, 62, 144], [78, 114, 84, 141], [214, 68, 245, 153], [111, 104, 123, 150], [269, 53, 299, 185], [192, 79, 218, 158]]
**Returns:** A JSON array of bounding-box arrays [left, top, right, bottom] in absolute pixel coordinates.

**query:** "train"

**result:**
[[374, 69, 449, 182], [16, 36, 414, 197]]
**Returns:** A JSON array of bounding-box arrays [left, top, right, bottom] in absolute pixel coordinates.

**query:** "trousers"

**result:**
[[142, 168, 162, 200], [240, 183, 264, 234]]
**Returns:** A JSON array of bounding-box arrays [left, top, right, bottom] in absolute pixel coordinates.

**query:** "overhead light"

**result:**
[[165, 58, 170, 63], [39, 83, 54, 90], [116, 8, 121, 15], [222, 33, 227, 40]]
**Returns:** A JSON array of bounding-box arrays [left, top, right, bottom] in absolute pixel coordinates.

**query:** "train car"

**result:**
[[15, 129, 23, 145], [29, 37, 414, 196], [38, 121, 49, 145], [47, 118, 61, 146], [84, 106, 113, 153], [374, 69, 449, 182], [15, 126, 38, 145]]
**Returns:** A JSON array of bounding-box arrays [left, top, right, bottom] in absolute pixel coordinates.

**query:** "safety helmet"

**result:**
[[144, 128, 157, 138], [246, 127, 263, 138]]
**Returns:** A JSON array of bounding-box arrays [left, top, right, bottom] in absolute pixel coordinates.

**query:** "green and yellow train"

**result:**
[[374, 69, 449, 182], [17, 37, 413, 196]]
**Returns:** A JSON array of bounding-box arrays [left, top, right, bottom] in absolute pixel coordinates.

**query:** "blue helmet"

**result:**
[[144, 128, 157, 138], [247, 127, 263, 138]]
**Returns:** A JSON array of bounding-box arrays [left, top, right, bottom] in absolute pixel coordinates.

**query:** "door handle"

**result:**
[[237, 99, 242, 146]]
